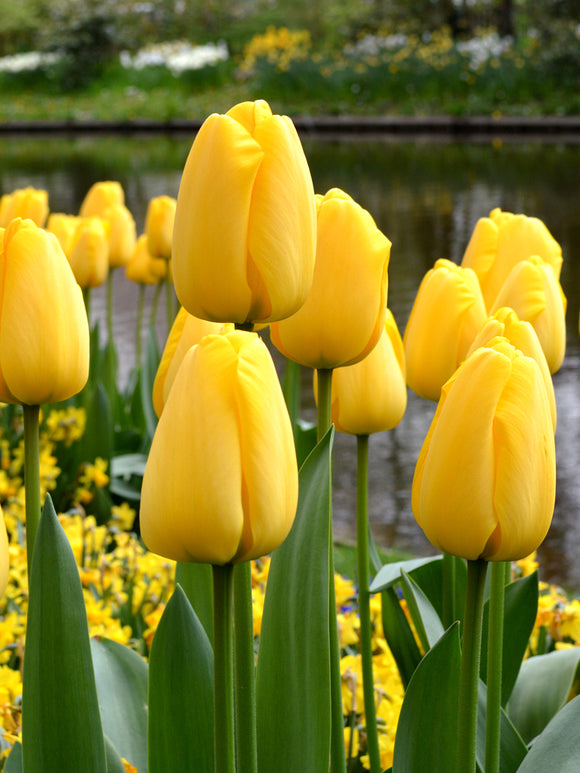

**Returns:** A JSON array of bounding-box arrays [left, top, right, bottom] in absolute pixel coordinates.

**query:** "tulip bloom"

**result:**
[[140, 330, 298, 565], [46, 213, 80, 257], [461, 208, 562, 310], [103, 203, 137, 269], [270, 188, 390, 369], [490, 255, 566, 374], [79, 181, 125, 217], [315, 309, 407, 435], [403, 259, 487, 401], [412, 338, 555, 562], [467, 307, 556, 430], [0, 187, 49, 228], [145, 196, 176, 260], [125, 234, 167, 286], [172, 99, 317, 324], [68, 217, 110, 288], [152, 306, 233, 417], [0, 219, 89, 405]]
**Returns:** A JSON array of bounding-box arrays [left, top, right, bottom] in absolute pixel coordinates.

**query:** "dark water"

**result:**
[[1, 132, 579, 588]]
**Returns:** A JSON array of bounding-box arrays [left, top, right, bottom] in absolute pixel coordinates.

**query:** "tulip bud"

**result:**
[[0, 187, 49, 228], [412, 338, 555, 562], [461, 208, 562, 310], [173, 99, 317, 324], [68, 217, 110, 288], [490, 255, 566, 374], [125, 234, 167, 286], [152, 306, 234, 417], [403, 258, 487, 401], [145, 196, 176, 260], [0, 219, 90, 405], [79, 181, 125, 218], [314, 309, 407, 435], [103, 203, 137, 268], [46, 213, 81, 257], [271, 188, 390, 369], [140, 330, 298, 565]]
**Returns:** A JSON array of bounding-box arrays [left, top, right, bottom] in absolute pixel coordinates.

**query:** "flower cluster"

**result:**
[[240, 26, 312, 74], [120, 40, 229, 75]]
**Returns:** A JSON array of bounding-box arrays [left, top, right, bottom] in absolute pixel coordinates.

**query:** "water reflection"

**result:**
[[1, 134, 579, 588]]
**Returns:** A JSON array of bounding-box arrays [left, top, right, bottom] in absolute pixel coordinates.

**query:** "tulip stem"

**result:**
[[165, 271, 175, 333], [212, 563, 236, 773], [136, 283, 145, 369], [150, 281, 162, 331], [485, 560, 507, 773], [107, 269, 114, 346], [356, 434, 381, 773], [316, 368, 332, 443], [442, 552, 457, 628], [233, 561, 257, 773], [23, 404, 41, 576], [458, 558, 487, 773]]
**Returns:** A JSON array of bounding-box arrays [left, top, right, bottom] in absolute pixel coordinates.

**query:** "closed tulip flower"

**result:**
[[270, 188, 390, 369], [46, 213, 80, 257], [103, 203, 137, 268], [412, 338, 555, 562], [125, 234, 167, 286], [314, 309, 407, 435], [79, 181, 124, 218], [0, 219, 89, 405], [490, 255, 566, 374], [467, 307, 556, 430], [152, 305, 233, 417], [0, 187, 49, 228], [172, 99, 317, 324], [461, 208, 563, 310], [140, 330, 298, 565], [68, 217, 110, 288], [403, 258, 488, 401], [145, 196, 176, 260]]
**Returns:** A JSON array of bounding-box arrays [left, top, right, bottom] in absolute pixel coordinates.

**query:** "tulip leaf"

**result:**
[[90, 636, 148, 773], [507, 647, 580, 744], [78, 381, 114, 471], [4, 741, 22, 773], [175, 561, 214, 645], [480, 571, 539, 705], [380, 585, 422, 689], [370, 555, 443, 593], [411, 554, 467, 628], [104, 735, 128, 773], [294, 419, 318, 468], [476, 681, 527, 773], [256, 427, 334, 772], [148, 584, 214, 773], [400, 569, 445, 652], [22, 494, 107, 772], [392, 623, 461, 772], [514, 695, 580, 772]]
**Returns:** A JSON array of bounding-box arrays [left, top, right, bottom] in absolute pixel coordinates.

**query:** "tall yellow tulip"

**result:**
[[68, 217, 110, 288], [0, 219, 89, 405], [103, 203, 137, 269], [125, 234, 167, 286], [403, 258, 487, 401], [145, 196, 176, 260], [412, 338, 555, 562], [172, 99, 317, 324], [0, 187, 49, 228], [270, 188, 390, 369], [46, 213, 80, 257], [79, 181, 124, 217], [140, 330, 298, 565]]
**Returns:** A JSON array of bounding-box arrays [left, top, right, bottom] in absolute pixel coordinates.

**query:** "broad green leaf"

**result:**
[[507, 647, 580, 743], [78, 381, 114, 469], [175, 561, 214, 645], [4, 741, 22, 773], [256, 428, 334, 773], [515, 696, 580, 772], [411, 554, 467, 628], [91, 637, 148, 773], [110, 452, 147, 502], [476, 681, 527, 773], [22, 495, 107, 772], [370, 555, 442, 593], [148, 584, 214, 773], [104, 735, 128, 773], [380, 586, 422, 689], [392, 623, 461, 772], [295, 419, 318, 469], [400, 570, 444, 651], [480, 572, 539, 705]]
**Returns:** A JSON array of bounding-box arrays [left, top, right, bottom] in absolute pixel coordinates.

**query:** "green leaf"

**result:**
[[78, 381, 114, 467], [476, 681, 527, 773], [412, 554, 467, 628], [392, 623, 461, 772], [515, 696, 580, 772], [256, 428, 334, 772], [4, 741, 22, 773], [110, 452, 147, 502], [91, 637, 149, 773], [175, 561, 214, 646], [148, 584, 214, 773], [507, 647, 580, 743], [400, 569, 445, 651], [480, 572, 539, 705], [294, 419, 318, 469], [370, 555, 443, 593], [104, 735, 128, 773], [380, 586, 422, 689], [22, 495, 107, 772]]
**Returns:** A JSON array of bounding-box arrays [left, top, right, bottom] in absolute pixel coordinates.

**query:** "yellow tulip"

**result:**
[[412, 338, 555, 562], [461, 207, 562, 309], [68, 217, 110, 288], [145, 195, 176, 260], [314, 309, 407, 435], [103, 203, 137, 269], [0, 219, 89, 405], [467, 307, 556, 430], [172, 99, 317, 324], [403, 258, 487, 401], [0, 187, 49, 228], [140, 330, 298, 565], [46, 213, 80, 257], [79, 181, 125, 217], [490, 255, 566, 374], [270, 188, 390, 369], [125, 234, 167, 286], [152, 306, 233, 417]]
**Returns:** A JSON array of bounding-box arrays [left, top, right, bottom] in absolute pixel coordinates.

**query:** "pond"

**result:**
[[1, 131, 579, 589]]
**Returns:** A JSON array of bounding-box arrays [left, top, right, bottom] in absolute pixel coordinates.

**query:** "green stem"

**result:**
[[150, 281, 163, 330], [234, 561, 257, 773], [442, 552, 457, 628], [485, 561, 506, 773], [356, 435, 381, 773], [212, 563, 236, 773], [282, 358, 301, 433], [107, 269, 114, 346], [165, 269, 174, 333], [82, 286, 91, 322], [458, 559, 488, 773], [23, 404, 41, 576], [316, 368, 346, 773], [136, 283, 145, 369]]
